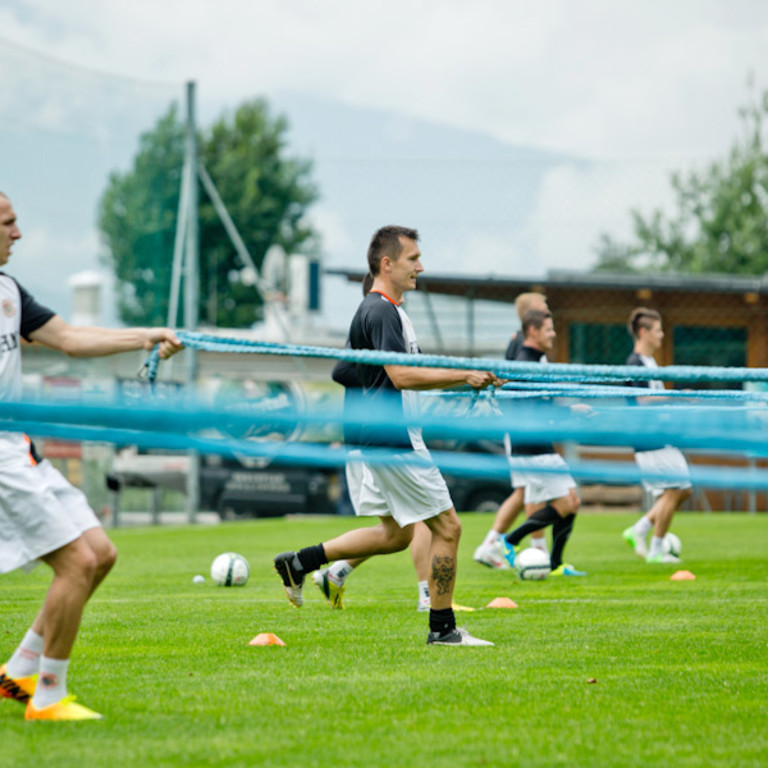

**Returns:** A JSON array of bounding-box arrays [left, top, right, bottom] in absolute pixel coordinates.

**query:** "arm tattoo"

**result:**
[[431, 555, 456, 596]]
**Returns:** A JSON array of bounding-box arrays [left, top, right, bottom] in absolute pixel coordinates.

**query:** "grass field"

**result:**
[[2, 511, 767, 767]]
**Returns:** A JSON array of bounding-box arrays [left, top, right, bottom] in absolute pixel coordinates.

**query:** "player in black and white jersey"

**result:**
[[474, 291, 549, 569], [0, 192, 182, 721], [498, 309, 586, 576], [621, 307, 692, 563], [311, 275, 432, 612], [274, 225, 500, 646]]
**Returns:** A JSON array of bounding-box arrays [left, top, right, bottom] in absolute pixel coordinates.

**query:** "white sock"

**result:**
[[483, 529, 501, 546], [634, 517, 653, 538], [6, 629, 44, 679], [328, 560, 355, 584], [32, 656, 69, 709], [530, 537, 549, 554], [649, 536, 665, 557], [418, 580, 430, 606]]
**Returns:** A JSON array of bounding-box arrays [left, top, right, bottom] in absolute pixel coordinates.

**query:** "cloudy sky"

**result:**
[[1, 0, 767, 328]]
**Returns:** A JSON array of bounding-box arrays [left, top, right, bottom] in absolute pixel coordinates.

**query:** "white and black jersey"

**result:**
[[0, 273, 54, 402], [507, 344, 555, 457], [348, 291, 425, 450], [625, 351, 664, 390], [0, 273, 55, 458], [625, 350, 665, 451], [625, 351, 691, 491]]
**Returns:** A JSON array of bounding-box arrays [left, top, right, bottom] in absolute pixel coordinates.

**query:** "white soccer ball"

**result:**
[[210, 552, 250, 586], [662, 532, 682, 558], [514, 547, 552, 581]]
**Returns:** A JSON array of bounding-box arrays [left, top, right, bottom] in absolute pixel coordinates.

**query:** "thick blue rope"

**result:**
[[142, 331, 768, 385], [8, 415, 768, 491], [5, 393, 768, 456], [425, 384, 768, 402]]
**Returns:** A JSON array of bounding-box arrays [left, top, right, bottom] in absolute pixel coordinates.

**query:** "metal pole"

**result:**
[[467, 290, 475, 356], [748, 456, 757, 513], [198, 165, 262, 285], [184, 80, 200, 523], [168, 153, 191, 328], [151, 487, 162, 526]]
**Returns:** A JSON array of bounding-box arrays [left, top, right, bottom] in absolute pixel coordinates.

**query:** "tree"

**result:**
[[98, 99, 319, 327], [594, 87, 768, 275]]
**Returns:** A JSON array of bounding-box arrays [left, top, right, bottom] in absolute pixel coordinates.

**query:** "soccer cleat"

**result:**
[[622, 526, 648, 558], [312, 568, 345, 609], [473, 540, 511, 570], [499, 537, 516, 568], [550, 563, 587, 577], [0, 664, 37, 705], [646, 552, 681, 564], [426, 627, 494, 647], [273, 551, 305, 607], [25, 695, 103, 721]]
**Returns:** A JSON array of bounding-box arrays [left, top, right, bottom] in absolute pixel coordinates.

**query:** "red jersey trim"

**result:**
[[369, 290, 401, 306]]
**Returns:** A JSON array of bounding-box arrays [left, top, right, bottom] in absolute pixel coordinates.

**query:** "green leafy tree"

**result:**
[[594, 87, 768, 275], [99, 99, 319, 327]]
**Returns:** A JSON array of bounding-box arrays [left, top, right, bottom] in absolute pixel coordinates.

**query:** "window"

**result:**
[[673, 326, 746, 390], [569, 323, 629, 365]]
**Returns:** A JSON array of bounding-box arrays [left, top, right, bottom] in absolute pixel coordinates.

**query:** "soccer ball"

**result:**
[[210, 552, 250, 586], [514, 547, 552, 581], [662, 532, 682, 558]]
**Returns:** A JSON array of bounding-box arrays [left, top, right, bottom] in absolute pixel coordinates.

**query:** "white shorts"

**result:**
[[509, 470, 526, 489], [344, 449, 365, 515], [0, 453, 101, 575], [356, 447, 453, 527], [503, 434, 526, 489], [511, 453, 577, 505], [634, 446, 692, 498]]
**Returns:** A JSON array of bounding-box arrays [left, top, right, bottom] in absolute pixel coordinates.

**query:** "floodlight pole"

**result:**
[[184, 80, 200, 523]]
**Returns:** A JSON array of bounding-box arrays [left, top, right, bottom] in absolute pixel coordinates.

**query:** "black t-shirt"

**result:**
[[332, 358, 360, 390], [505, 331, 523, 361], [348, 291, 416, 448], [332, 353, 364, 445], [507, 344, 555, 456]]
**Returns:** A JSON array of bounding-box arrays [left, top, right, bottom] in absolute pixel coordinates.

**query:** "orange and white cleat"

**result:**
[[25, 694, 103, 721], [0, 664, 37, 705]]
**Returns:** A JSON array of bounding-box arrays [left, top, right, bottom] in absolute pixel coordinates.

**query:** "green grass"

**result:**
[[2, 511, 767, 767]]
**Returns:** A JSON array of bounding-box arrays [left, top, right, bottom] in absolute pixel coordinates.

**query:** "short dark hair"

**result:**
[[362, 272, 374, 296], [628, 307, 661, 339], [367, 225, 419, 276], [521, 309, 552, 338]]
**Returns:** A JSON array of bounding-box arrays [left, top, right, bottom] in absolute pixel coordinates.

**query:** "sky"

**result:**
[[1, 0, 768, 329]]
